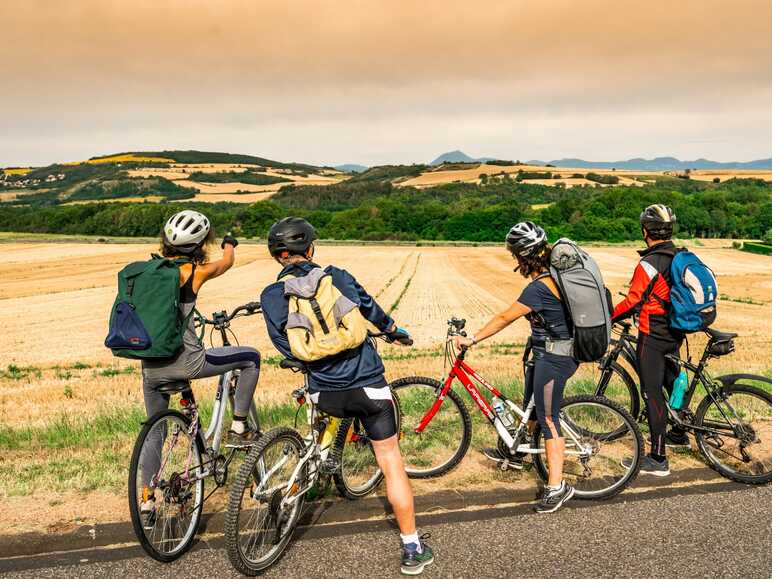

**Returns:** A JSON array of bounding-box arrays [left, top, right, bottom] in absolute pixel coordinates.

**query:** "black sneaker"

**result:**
[[622, 455, 670, 476], [535, 482, 575, 513], [401, 534, 434, 575], [665, 430, 690, 448], [226, 425, 261, 448], [481, 447, 524, 470]]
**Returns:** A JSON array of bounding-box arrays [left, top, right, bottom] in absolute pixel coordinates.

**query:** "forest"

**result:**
[[1, 176, 770, 242]]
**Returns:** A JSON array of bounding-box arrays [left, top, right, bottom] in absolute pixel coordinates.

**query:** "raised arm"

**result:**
[[193, 236, 237, 291]]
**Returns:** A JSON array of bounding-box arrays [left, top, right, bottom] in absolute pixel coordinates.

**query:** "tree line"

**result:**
[[0, 177, 769, 242]]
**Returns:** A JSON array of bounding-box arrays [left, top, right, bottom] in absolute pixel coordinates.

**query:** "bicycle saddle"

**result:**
[[705, 328, 738, 343], [154, 380, 192, 393], [280, 359, 308, 373]]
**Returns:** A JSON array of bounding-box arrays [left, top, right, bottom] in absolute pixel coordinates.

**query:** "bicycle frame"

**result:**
[[417, 348, 591, 457], [251, 372, 340, 510]]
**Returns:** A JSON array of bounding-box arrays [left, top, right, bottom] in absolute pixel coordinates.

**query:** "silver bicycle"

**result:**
[[224, 346, 394, 575], [127, 301, 263, 562]]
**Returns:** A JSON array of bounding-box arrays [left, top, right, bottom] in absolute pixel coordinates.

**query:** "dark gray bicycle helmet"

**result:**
[[268, 217, 317, 258], [505, 221, 547, 257], [640, 204, 676, 240]]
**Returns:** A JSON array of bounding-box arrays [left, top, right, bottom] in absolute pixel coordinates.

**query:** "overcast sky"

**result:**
[[2, 0, 771, 167]]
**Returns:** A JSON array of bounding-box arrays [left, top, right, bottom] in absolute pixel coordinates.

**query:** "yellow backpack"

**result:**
[[282, 268, 369, 362]]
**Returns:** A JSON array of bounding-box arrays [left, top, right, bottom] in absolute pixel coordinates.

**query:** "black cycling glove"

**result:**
[[221, 234, 239, 249], [386, 326, 413, 346]]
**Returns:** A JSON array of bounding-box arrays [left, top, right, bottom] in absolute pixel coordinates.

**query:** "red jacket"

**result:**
[[612, 241, 680, 342]]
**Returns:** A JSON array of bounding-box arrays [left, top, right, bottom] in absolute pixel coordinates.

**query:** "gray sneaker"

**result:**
[[622, 455, 670, 476], [534, 482, 575, 513]]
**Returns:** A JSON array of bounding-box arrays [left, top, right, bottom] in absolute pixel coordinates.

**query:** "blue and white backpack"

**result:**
[[668, 250, 717, 332]]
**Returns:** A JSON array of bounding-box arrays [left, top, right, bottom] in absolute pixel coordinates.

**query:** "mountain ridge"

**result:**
[[429, 150, 772, 170]]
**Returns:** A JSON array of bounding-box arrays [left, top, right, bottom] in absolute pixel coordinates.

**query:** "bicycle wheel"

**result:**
[[128, 410, 205, 562], [225, 427, 308, 575], [693, 383, 772, 484], [533, 395, 643, 500], [334, 418, 385, 499], [390, 376, 472, 478], [566, 363, 640, 421]]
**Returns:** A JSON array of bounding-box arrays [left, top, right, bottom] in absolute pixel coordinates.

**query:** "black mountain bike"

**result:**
[[573, 321, 772, 484]]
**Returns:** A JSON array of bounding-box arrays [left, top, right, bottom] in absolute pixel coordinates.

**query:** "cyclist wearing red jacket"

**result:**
[[613, 204, 688, 476]]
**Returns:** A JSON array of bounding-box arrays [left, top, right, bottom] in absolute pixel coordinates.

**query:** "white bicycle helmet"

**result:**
[[505, 221, 547, 257], [164, 210, 211, 247]]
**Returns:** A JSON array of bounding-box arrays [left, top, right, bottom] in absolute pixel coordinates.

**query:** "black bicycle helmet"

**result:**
[[640, 204, 676, 240], [268, 217, 317, 258], [505, 221, 547, 257]]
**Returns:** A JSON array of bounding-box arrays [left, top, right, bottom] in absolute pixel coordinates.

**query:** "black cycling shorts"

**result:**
[[311, 383, 398, 441]]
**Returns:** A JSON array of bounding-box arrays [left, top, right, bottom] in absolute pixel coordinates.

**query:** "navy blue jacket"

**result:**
[[260, 261, 395, 392]]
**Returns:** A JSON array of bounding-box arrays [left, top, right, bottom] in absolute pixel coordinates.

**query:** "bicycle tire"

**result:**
[[532, 394, 644, 500], [225, 426, 307, 575], [128, 409, 205, 563], [390, 376, 472, 478], [333, 416, 386, 499], [693, 383, 772, 485], [596, 362, 641, 421]]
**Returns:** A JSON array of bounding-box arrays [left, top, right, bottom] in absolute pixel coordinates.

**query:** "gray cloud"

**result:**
[[1, 0, 771, 166]]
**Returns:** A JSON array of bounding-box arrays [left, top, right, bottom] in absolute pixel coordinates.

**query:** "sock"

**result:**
[[401, 532, 423, 553], [547, 480, 564, 492], [651, 453, 666, 463], [231, 416, 246, 434]]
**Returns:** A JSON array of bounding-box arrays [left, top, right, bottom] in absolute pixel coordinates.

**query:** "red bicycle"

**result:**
[[391, 317, 644, 499]]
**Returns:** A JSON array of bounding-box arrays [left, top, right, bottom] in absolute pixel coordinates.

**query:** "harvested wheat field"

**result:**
[[399, 163, 650, 188], [0, 240, 770, 533]]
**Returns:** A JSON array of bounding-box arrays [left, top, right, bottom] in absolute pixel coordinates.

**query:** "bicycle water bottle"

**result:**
[[492, 396, 514, 427], [669, 369, 689, 410]]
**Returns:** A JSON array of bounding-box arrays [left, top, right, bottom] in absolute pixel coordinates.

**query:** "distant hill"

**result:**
[[93, 150, 320, 171], [430, 150, 497, 165], [527, 156, 772, 171], [335, 164, 369, 173]]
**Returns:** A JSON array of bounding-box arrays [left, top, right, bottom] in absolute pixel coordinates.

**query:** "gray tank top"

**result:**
[[141, 265, 206, 385]]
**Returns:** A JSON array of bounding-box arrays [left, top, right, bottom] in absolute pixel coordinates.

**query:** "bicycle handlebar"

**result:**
[[369, 330, 414, 346], [197, 301, 262, 327]]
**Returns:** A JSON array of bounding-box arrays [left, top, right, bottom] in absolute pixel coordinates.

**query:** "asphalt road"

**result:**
[[3, 480, 769, 578]]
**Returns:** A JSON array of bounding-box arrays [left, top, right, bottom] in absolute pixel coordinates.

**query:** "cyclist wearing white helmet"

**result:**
[[455, 221, 578, 513], [139, 211, 261, 520]]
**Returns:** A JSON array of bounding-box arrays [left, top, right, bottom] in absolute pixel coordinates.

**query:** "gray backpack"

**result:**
[[549, 239, 612, 362]]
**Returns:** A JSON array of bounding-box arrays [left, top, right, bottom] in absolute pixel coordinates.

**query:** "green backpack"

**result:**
[[105, 255, 193, 359]]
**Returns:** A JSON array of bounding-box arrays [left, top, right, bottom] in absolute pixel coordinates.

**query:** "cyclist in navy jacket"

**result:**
[[260, 217, 434, 576]]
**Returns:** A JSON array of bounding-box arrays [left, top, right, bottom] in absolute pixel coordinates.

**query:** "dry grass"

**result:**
[[1, 241, 770, 533], [1, 241, 770, 429]]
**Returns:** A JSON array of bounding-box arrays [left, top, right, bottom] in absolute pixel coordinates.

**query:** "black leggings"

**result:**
[[636, 333, 681, 457], [523, 348, 579, 440]]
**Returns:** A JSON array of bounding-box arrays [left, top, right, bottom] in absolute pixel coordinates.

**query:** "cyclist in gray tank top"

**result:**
[[139, 211, 261, 518]]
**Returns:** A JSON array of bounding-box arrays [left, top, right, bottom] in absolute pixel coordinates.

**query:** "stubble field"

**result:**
[[0, 240, 770, 533]]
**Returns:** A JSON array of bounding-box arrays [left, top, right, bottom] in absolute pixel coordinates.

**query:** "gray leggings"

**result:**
[[140, 346, 260, 488]]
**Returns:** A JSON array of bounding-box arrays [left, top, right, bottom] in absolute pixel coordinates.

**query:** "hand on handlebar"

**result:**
[[454, 335, 475, 350], [384, 326, 413, 346]]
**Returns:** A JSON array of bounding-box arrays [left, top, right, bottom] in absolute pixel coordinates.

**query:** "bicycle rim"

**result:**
[[391, 377, 471, 478], [534, 395, 643, 499], [337, 419, 384, 498], [227, 428, 307, 573], [129, 412, 204, 561], [695, 385, 772, 484]]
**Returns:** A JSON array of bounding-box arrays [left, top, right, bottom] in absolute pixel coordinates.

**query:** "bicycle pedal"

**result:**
[[319, 457, 340, 475]]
